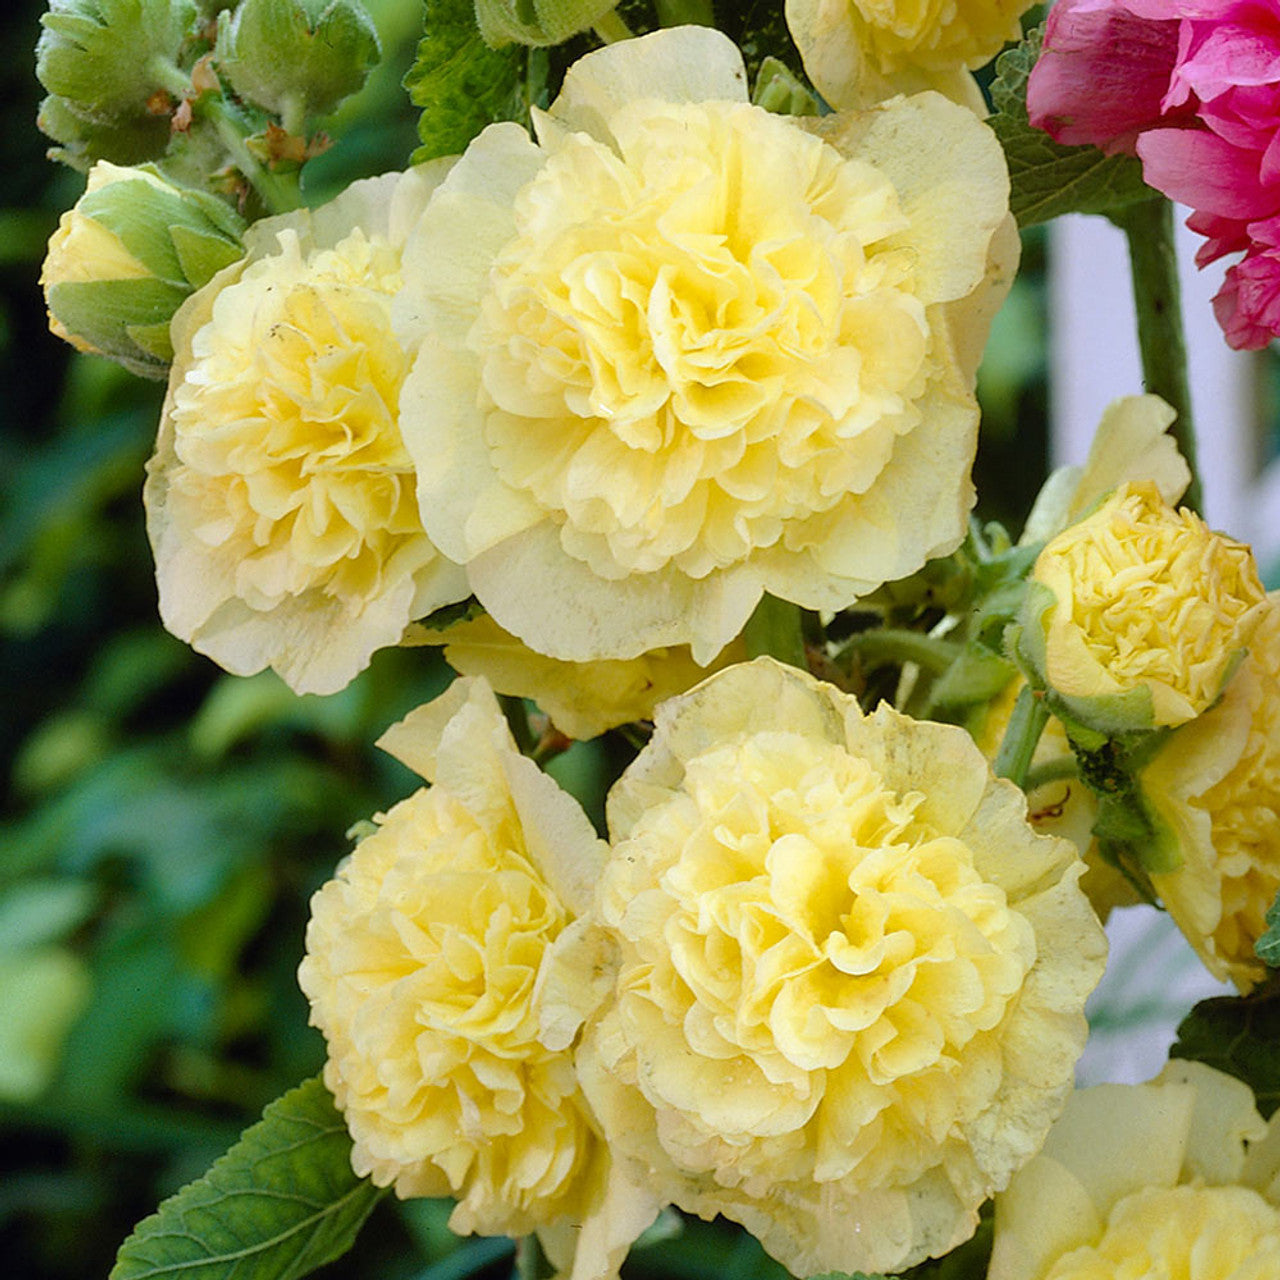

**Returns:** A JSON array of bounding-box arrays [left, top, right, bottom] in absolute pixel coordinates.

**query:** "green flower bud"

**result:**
[[37, 0, 200, 124], [215, 0, 380, 119], [41, 161, 245, 378], [474, 0, 617, 47]]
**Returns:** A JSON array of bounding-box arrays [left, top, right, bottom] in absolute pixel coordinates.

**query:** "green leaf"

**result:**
[[1256, 892, 1280, 968], [742, 593, 807, 670], [474, 0, 616, 46], [110, 1076, 384, 1280], [988, 29, 1153, 228], [405, 0, 527, 162], [1170, 989, 1280, 1119]]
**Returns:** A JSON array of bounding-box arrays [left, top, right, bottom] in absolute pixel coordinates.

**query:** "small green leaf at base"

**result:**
[[1171, 989, 1280, 1120], [1256, 892, 1280, 968], [110, 1075, 384, 1280], [988, 28, 1153, 228]]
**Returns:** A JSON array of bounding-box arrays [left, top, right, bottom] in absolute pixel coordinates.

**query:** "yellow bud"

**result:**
[[1030, 482, 1265, 728]]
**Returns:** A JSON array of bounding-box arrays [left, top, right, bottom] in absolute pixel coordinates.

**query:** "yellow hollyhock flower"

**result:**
[[1142, 592, 1280, 990], [412, 612, 748, 739], [144, 165, 468, 694], [989, 1061, 1280, 1280], [787, 0, 1034, 111], [298, 677, 611, 1240], [553, 658, 1105, 1277], [1026, 482, 1265, 730], [399, 25, 1016, 665]]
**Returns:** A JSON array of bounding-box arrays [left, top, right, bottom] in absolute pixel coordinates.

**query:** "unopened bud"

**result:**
[[41, 161, 245, 378], [216, 0, 380, 119]]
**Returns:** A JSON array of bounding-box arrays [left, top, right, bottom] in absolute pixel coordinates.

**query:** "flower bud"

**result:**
[[41, 161, 245, 377], [1016, 481, 1265, 738], [215, 0, 380, 119], [37, 0, 199, 124]]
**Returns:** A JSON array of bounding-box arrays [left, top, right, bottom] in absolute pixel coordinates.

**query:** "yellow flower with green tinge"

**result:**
[[299, 677, 609, 1239], [399, 25, 1016, 665], [145, 166, 468, 694], [1027, 481, 1264, 729], [552, 659, 1105, 1277]]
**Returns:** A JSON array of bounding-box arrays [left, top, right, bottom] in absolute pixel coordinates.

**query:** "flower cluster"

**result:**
[[1027, 0, 1280, 347], [303, 660, 1107, 1279]]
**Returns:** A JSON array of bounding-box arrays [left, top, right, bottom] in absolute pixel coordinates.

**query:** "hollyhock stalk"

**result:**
[[1112, 198, 1203, 513]]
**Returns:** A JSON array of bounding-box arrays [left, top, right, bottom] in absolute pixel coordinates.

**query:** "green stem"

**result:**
[[593, 9, 635, 42], [516, 1235, 556, 1280], [1023, 755, 1078, 793], [837, 628, 961, 675], [993, 684, 1050, 788], [205, 98, 303, 215], [655, 0, 716, 24], [148, 54, 192, 100], [742, 594, 807, 670], [1113, 197, 1202, 513]]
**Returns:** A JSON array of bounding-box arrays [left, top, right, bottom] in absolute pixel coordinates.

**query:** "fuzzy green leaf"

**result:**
[[1171, 990, 1280, 1119], [110, 1076, 383, 1280], [988, 29, 1153, 228], [405, 0, 527, 162]]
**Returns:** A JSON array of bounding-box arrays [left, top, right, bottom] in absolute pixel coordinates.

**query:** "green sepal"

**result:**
[[405, 0, 531, 163], [37, 92, 172, 171], [753, 56, 820, 116], [988, 27, 1155, 229], [38, 0, 200, 123], [743, 593, 807, 671], [109, 1075, 385, 1280], [170, 223, 245, 288], [125, 319, 178, 361], [216, 0, 381, 118], [474, 0, 618, 47], [46, 277, 187, 377]]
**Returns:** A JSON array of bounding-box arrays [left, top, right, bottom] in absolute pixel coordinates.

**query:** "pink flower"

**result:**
[[1027, 0, 1280, 347], [1213, 215, 1280, 346], [1027, 0, 1183, 153]]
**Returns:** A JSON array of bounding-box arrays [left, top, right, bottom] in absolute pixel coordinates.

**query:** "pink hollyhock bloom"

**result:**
[[1214, 215, 1280, 348], [1029, 0, 1280, 347], [1027, 0, 1184, 153]]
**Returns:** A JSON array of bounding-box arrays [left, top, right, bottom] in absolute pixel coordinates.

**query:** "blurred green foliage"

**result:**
[[0, 2, 1049, 1277]]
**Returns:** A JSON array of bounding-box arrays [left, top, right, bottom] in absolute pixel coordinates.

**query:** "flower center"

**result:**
[[473, 99, 928, 579]]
